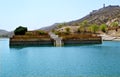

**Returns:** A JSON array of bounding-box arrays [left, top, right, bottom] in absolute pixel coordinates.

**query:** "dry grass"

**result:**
[[60, 33, 101, 40], [11, 31, 51, 41]]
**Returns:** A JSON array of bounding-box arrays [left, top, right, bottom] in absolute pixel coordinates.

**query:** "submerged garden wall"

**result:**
[[10, 33, 102, 47]]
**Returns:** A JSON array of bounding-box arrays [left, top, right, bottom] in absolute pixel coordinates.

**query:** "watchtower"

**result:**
[[103, 4, 105, 8]]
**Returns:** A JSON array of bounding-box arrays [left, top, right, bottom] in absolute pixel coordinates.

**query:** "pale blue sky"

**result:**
[[0, 0, 120, 31]]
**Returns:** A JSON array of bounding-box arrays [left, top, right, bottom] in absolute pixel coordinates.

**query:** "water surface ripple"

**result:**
[[0, 39, 120, 77]]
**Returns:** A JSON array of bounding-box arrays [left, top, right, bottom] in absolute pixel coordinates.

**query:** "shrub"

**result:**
[[90, 24, 99, 33], [110, 21, 119, 27], [65, 27, 70, 32], [52, 29, 55, 33], [72, 23, 79, 26], [110, 21, 119, 31], [77, 27, 81, 33], [80, 20, 89, 32], [100, 24, 107, 32], [25, 32, 33, 35], [54, 31, 61, 35], [77, 26, 84, 33], [14, 26, 27, 35], [57, 22, 67, 28], [65, 27, 71, 34], [57, 24, 63, 28], [37, 30, 48, 35]]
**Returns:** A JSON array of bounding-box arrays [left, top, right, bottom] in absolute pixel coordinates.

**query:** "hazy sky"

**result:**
[[0, 0, 120, 31]]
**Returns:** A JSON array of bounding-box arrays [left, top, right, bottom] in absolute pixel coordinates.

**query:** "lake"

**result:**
[[0, 38, 120, 77]]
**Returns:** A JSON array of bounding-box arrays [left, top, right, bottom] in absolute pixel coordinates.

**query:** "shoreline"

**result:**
[[100, 34, 120, 41]]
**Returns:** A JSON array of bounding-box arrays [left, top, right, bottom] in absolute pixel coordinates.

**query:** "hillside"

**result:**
[[0, 29, 9, 35], [0, 29, 14, 37], [41, 5, 120, 31]]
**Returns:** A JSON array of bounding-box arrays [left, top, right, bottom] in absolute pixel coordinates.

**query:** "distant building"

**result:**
[[108, 5, 119, 7]]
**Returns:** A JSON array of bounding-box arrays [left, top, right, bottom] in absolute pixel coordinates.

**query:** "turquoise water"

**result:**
[[0, 39, 120, 77]]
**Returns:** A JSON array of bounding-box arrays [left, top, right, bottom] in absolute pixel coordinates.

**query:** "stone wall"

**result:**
[[63, 39, 102, 45], [10, 36, 102, 46], [10, 40, 54, 46]]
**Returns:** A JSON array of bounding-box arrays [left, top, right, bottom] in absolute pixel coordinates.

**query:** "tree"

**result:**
[[65, 27, 70, 32], [110, 21, 119, 27], [81, 20, 89, 32], [90, 24, 99, 33], [110, 21, 119, 31], [77, 26, 84, 33], [77, 27, 81, 33], [14, 26, 27, 35], [100, 24, 107, 33]]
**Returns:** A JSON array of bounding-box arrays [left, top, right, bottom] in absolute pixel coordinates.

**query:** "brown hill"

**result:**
[[41, 5, 120, 31]]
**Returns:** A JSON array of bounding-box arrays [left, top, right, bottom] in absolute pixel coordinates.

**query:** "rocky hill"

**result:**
[[41, 5, 120, 31]]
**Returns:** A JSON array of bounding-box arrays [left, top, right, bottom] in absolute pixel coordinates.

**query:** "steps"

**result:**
[[49, 32, 62, 47]]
